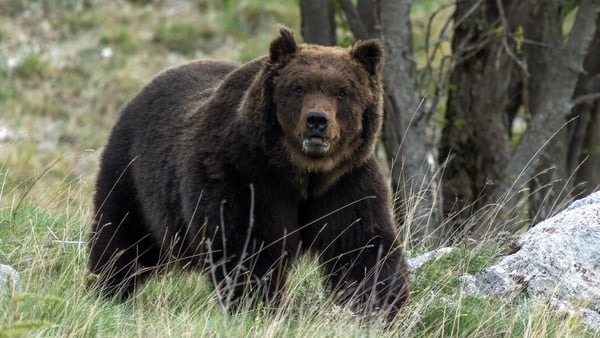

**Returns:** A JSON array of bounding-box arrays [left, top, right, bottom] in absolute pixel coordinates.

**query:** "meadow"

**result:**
[[0, 1, 590, 336]]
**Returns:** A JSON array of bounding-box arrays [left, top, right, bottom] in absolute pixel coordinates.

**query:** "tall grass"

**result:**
[[0, 0, 592, 336], [1, 163, 589, 336]]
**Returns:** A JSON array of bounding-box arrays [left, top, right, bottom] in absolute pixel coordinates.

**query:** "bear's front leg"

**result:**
[[300, 158, 409, 320], [196, 180, 301, 311]]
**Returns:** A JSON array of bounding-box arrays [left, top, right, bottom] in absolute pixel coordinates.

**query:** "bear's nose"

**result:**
[[306, 111, 328, 134]]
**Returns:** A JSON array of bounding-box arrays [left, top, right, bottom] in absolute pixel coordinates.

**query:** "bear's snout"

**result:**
[[306, 111, 328, 135], [302, 109, 334, 155]]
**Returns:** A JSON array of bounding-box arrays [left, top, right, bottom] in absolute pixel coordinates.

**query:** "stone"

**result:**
[[460, 191, 600, 331], [407, 246, 455, 271], [0, 264, 21, 293]]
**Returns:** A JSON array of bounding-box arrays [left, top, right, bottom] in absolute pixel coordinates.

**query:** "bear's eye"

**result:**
[[294, 86, 304, 96], [337, 90, 347, 100]]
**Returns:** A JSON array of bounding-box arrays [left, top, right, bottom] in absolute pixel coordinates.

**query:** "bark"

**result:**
[[490, 0, 600, 232], [380, 0, 441, 246], [357, 0, 380, 38], [572, 15, 600, 196], [338, 0, 370, 40], [576, 97, 600, 194], [299, 0, 336, 45], [439, 0, 528, 235], [526, 1, 571, 224]]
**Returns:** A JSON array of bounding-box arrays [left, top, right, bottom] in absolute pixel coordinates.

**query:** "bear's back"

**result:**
[[129, 60, 239, 122]]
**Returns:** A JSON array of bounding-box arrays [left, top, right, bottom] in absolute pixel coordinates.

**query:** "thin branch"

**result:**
[[495, 0, 529, 76], [572, 92, 600, 106], [422, 1, 460, 97], [564, 0, 600, 70], [338, 0, 370, 40], [13, 156, 62, 218]]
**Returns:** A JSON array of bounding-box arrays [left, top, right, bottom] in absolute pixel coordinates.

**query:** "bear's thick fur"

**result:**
[[89, 28, 408, 318]]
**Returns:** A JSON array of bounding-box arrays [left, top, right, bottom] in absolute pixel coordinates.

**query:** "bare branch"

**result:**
[[573, 92, 600, 106], [338, 0, 370, 40], [495, 0, 529, 76], [564, 0, 600, 71], [421, 1, 460, 99]]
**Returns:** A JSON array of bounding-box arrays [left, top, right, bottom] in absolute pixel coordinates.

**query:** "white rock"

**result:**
[[0, 264, 21, 293], [407, 246, 455, 271], [461, 191, 600, 331]]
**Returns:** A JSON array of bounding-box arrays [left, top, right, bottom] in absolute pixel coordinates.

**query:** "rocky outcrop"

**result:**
[[461, 191, 600, 330]]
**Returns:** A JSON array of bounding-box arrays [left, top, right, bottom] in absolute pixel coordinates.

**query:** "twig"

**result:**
[[572, 92, 600, 107], [224, 183, 256, 311], [338, 0, 370, 40], [495, 0, 529, 76], [423, 0, 463, 85], [13, 156, 62, 218], [52, 240, 86, 245]]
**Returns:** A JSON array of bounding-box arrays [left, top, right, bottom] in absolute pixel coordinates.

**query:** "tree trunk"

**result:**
[[357, 0, 380, 38], [490, 0, 600, 232], [575, 94, 600, 194], [439, 0, 527, 236], [525, 1, 571, 224], [337, 0, 380, 39], [338, 0, 370, 40], [573, 15, 600, 196], [380, 0, 441, 246], [299, 0, 336, 45], [440, 0, 599, 237]]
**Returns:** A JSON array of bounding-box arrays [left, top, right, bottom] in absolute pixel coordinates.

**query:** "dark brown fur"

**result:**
[[89, 28, 408, 319]]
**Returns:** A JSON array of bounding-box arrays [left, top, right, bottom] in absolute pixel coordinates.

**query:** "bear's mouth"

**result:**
[[302, 136, 331, 155]]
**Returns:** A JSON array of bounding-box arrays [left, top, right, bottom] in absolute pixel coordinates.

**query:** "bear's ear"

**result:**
[[351, 39, 384, 76], [269, 27, 298, 64]]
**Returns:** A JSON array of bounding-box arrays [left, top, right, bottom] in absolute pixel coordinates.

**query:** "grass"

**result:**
[[0, 0, 593, 336], [1, 201, 589, 336]]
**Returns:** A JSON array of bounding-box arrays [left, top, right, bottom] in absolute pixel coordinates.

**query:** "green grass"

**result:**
[[0, 0, 593, 336], [0, 202, 589, 336]]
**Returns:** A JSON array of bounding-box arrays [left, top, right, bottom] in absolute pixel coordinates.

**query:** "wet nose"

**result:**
[[306, 111, 328, 134]]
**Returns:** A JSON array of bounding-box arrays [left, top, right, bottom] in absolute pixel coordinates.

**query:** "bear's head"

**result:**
[[244, 28, 384, 175]]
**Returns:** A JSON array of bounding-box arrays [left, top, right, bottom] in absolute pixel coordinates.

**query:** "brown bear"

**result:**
[[89, 27, 408, 319]]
